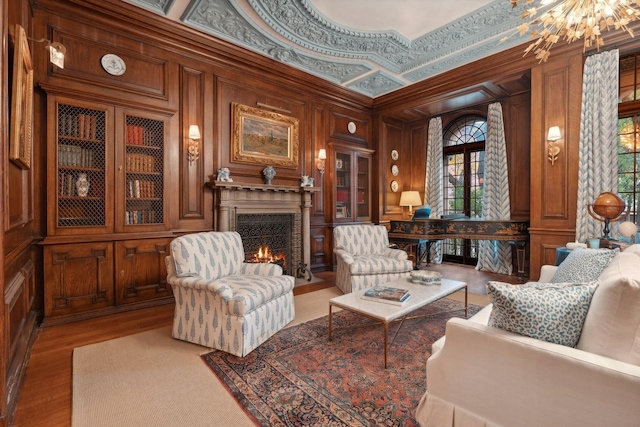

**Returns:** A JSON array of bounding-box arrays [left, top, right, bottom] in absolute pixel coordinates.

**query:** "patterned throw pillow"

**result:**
[[551, 247, 618, 283], [487, 281, 599, 347]]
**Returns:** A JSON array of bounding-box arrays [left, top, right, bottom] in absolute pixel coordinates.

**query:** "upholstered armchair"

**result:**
[[333, 224, 413, 293], [165, 231, 295, 357]]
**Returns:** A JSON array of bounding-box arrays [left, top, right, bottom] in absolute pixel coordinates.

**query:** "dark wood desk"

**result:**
[[389, 218, 530, 275]]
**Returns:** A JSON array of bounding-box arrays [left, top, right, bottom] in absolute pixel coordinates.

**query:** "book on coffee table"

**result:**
[[361, 286, 411, 306]]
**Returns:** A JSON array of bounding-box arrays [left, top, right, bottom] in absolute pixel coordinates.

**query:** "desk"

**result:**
[[388, 237, 433, 268]]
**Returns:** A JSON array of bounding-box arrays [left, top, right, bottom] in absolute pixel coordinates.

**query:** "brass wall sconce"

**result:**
[[187, 124, 200, 163], [28, 37, 66, 69], [547, 126, 561, 166], [316, 148, 326, 174]]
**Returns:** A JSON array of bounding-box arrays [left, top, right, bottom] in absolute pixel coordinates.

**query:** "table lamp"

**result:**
[[399, 191, 422, 216]]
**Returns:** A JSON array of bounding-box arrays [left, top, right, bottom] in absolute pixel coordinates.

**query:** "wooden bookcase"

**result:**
[[42, 95, 174, 324], [331, 145, 372, 223]]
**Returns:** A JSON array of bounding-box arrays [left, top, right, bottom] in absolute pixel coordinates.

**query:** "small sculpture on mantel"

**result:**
[[300, 175, 314, 187], [216, 167, 233, 182], [263, 166, 276, 185]]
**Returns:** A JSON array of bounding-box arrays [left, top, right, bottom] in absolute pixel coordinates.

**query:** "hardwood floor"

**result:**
[[11, 265, 526, 426]]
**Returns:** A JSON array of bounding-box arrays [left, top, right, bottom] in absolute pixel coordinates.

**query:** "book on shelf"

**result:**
[[361, 286, 411, 306]]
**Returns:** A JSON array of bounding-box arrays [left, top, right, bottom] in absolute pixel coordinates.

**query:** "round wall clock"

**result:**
[[391, 150, 399, 160], [347, 121, 357, 134], [101, 54, 126, 76], [391, 164, 399, 176], [390, 180, 399, 192]]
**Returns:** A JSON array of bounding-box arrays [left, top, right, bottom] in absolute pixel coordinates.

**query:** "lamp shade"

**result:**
[[318, 148, 327, 160], [547, 126, 561, 141], [619, 221, 638, 238], [188, 125, 201, 139], [399, 191, 422, 208]]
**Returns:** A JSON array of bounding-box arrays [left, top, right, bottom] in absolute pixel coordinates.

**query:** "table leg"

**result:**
[[464, 286, 468, 318], [384, 321, 389, 369], [328, 304, 333, 340]]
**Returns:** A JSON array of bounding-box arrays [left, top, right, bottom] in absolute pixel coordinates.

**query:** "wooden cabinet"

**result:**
[[331, 145, 373, 223], [47, 97, 170, 235], [43, 95, 175, 324]]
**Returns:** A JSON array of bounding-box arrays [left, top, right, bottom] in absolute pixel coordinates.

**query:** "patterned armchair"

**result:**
[[165, 231, 295, 357], [333, 224, 414, 293]]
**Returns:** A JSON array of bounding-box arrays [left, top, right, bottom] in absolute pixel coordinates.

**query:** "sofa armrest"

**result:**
[[166, 274, 234, 301], [240, 262, 284, 276], [538, 264, 558, 282], [382, 247, 409, 260], [334, 249, 355, 265], [421, 318, 640, 427]]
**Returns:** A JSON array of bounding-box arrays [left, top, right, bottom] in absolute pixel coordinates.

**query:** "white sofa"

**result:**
[[165, 231, 295, 357], [333, 224, 414, 294], [416, 245, 640, 427]]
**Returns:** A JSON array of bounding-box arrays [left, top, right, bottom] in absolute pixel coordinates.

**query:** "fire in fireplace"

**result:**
[[248, 245, 287, 271], [236, 213, 297, 275]]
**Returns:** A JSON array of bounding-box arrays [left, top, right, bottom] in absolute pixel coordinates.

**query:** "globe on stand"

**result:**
[[587, 192, 629, 239]]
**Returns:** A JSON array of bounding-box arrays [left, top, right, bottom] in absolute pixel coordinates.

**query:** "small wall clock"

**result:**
[[390, 180, 399, 192], [347, 121, 357, 134], [101, 54, 126, 76], [391, 164, 399, 176]]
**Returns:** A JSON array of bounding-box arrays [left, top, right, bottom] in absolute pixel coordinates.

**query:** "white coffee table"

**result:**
[[328, 277, 468, 368]]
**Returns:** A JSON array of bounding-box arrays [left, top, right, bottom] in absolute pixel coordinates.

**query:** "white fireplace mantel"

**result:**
[[207, 181, 320, 270]]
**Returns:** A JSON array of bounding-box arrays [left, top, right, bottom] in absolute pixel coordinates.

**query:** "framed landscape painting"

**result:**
[[231, 102, 299, 169], [10, 24, 34, 169]]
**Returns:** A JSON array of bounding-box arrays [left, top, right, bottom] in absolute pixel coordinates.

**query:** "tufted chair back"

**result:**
[[333, 224, 390, 256], [170, 231, 245, 281]]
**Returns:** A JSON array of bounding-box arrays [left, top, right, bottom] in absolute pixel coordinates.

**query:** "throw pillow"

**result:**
[[551, 247, 618, 283], [577, 251, 640, 366], [487, 281, 599, 347]]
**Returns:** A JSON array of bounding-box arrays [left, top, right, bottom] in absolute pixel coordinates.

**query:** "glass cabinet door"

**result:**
[[335, 151, 352, 219], [54, 102, 110, 232], [356, 154, 370, 220]]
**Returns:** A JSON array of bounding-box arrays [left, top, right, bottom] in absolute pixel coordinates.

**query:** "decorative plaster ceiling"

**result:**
[[125, 0, 531, 97]]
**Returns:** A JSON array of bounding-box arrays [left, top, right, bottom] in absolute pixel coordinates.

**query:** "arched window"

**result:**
[[442, 115, 486, 265]]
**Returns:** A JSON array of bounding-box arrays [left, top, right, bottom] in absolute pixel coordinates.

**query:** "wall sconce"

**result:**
[[399, 191, 422, 217], [316, 149, 327, 174], [187, 124, 200, 163], [28, 37, 66, 69], [547, 126, 562, 166]]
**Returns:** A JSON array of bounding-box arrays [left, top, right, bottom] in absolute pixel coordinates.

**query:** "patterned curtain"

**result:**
[[476, 102, 513, 274], [576, 49, 619, 241], [425, 117, 443, 264]]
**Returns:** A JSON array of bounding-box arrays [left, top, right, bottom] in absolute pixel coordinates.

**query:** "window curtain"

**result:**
[[576, 49, 619, 242], [425, 116, 443, 264], [476, 102, 513, 275]]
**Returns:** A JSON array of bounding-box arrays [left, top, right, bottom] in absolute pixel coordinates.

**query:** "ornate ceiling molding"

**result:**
[[127, 0, 528, 97]]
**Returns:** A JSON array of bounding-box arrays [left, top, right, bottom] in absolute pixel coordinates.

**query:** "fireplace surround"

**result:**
[[208, 181, 319, 277]]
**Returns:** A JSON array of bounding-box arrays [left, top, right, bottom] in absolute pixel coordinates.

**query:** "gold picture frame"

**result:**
[[10, 24, 34, 170], [231, 102, 299, 169]]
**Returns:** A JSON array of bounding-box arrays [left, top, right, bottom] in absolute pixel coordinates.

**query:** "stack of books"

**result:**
[[361, 286, 411, 306]]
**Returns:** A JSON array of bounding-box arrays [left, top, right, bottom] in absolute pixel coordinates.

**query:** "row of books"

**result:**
[[126, 154, 156, 172], [126, 125, 157, 146], [125, 210, 160, 225], [336, 188, 350, 203], [361, 286, 411, 306], [59, 113, 99, 140], [127, 180, 157, 199], [58, 172, 103, 197], [335, 175, 350, 187], [58, 144, 98, 168]]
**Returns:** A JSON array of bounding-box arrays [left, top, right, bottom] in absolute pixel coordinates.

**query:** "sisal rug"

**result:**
[[202, 299, 480, 427]]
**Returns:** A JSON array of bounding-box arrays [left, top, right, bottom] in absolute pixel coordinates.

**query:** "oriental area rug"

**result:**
[[201, 299, 480, 427]]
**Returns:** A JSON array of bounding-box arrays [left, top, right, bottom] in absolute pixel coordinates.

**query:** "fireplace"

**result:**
[[208, 181, 319, 278], [236, 213, 299, 275]]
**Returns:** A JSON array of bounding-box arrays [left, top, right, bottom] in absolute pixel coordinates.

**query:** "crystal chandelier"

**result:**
[[503, 0, 640, 62]]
